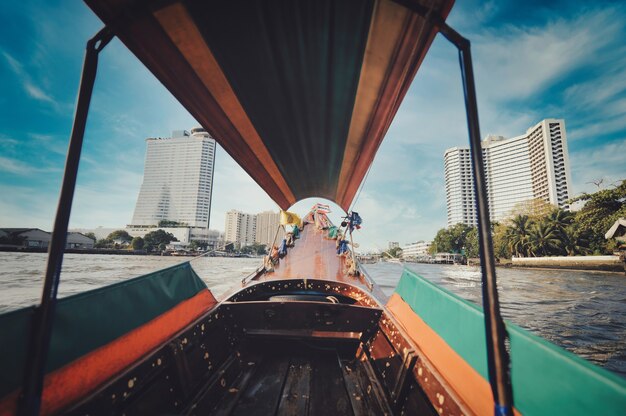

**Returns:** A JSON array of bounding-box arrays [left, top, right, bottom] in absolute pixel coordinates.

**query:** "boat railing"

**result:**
[[241, 266, 265, 286], [355, 259, 375, 292]]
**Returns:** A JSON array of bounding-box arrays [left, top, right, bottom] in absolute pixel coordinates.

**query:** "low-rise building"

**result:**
[[401, 241, 432, 260], [0, 228, 95, 249], [66, 232, 96, 249]]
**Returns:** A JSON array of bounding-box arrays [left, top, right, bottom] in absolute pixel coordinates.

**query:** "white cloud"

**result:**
[[23, 80, 55, 103], [0, 156, 59, 176], [473, 9, 622, 103], [1, 49, 59, 108], [569, 138, 626, 195]]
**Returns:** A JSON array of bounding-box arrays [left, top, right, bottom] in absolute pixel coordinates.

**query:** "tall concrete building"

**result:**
[[255, 211, 284, 247], [444, 119, 572, 227], [130, 128, 216, 228], [224, 210, 257, 248], [444, 147, 477, 226]]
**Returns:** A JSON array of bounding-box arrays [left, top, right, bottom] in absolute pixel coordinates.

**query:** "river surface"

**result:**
[[1, 252, 624, 377]]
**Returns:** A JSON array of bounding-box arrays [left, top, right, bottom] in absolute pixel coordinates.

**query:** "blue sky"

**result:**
[[1, 0, 625, 251]]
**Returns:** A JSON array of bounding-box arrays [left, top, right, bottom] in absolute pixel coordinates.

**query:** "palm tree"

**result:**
[[506, 214, 532, 257], [528, 221, 561, 257], [560, 224, 591, 256], [543, 209, 574, 254], [545, 209, 573, 234]]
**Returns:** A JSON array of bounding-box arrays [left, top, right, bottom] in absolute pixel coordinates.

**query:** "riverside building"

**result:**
[[444, 119, 572, 226], [224, 210, 257, 248], [130, 128, 216, 228], [255, 211, 284, 247], [401, 241, 432, 260], [127, 128, 219, 247]]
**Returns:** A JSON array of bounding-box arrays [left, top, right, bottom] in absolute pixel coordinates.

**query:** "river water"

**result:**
[[1, 252, 624, 378]]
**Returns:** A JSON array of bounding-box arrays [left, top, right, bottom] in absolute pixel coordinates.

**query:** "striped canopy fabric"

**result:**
[[85, 0, 453, 210]]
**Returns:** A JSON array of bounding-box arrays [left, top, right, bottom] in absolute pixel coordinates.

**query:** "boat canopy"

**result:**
[[85, 0, 453, 210]]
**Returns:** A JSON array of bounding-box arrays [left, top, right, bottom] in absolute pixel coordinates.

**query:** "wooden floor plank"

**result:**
[[309, 350, 353, 416], [339, 357, 371, 416], [231, 356, 290, 416], [276, 356, 312, 416]]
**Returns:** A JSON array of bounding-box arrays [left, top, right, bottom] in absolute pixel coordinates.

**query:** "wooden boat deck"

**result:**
[[212, 339, 391, 416], [252, 223, 387, 300], [261, 224, 347, 281]]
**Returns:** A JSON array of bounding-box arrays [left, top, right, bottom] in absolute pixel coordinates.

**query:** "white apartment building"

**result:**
[[130, 127, 216, 228], [401, 241, 432, 259], [255, 211, 284, 247], [444, 147, 477, 226], [224, 210, 257, 248], [444, 119, 572, 226]]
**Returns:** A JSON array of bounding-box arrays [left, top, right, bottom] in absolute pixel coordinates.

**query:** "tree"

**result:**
[[106, 230, 132, 243], [383, 246, 403, 259], [528, 221, 561, 257], [509, 198, 555, 222], [240, 243, 267, 256], [506, 214, 533, 257], [464, 227, 479, 258], [544, 208, 574, 247], [492, 222, 512, 259], [560, 224, 591, 256], [429, 223, 475, 255], [143, 230, 177, 252], [83, 232, 97, 242], [131, 236, 144, 250], [571, 180, 626, 254]]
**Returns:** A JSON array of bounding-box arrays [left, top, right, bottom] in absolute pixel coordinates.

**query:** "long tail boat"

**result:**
[[1, 1, 625, 415]]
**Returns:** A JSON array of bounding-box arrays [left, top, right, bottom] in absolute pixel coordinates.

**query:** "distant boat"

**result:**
[[1, 1, 624, 415]]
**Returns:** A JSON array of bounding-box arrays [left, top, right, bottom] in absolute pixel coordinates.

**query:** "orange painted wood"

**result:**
[[0, 290, 216, 416], [386, 293, 495, 416]]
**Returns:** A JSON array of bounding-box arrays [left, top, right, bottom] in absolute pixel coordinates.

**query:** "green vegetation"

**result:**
[[94, 229, 133, 249], [429, 223, 478, 257], [384, 246, 403, 259], [431, 180, 626, 259], [143, 229, 177, 252], [240, 243, 267, 256], [131, 236, 144, 250]]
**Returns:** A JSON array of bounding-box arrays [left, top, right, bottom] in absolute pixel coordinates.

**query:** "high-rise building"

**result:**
[[255, 211, 284, 247], [444, 119, 572, 227], [130, 128, 216, 228], [224, 210, 257, 248], [444, 147, 477, 226]]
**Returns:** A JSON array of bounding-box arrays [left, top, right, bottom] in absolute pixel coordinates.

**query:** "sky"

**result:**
[[1, 0, 625, 252]]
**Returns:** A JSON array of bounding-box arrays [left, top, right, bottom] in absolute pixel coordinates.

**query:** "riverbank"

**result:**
[[469, 255, 625, 274], [0, 246, 150, 255], [511, 255, 624, 273]]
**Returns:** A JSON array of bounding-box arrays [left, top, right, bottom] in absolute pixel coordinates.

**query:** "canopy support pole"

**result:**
[[392, 2, 513, 415], [18, 27, 113, 416]]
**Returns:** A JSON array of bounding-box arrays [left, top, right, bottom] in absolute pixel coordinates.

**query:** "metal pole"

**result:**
[[18, 27, 113, 416], [456, 40, 514, 416], [391, 2, 513, 414]]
